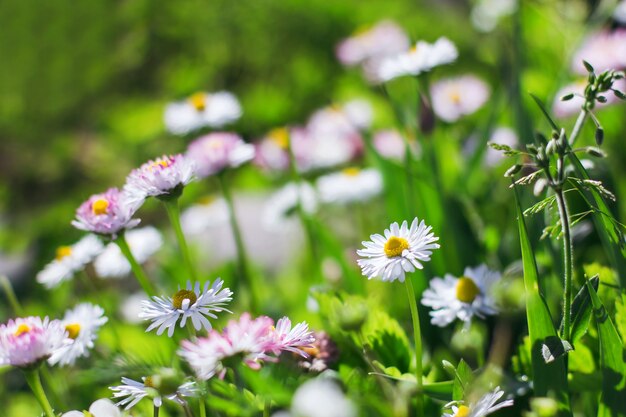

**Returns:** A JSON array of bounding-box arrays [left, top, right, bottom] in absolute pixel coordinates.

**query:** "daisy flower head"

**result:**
[[181, 196, 229, 235], [62, 399, 121, 417], [94, 226, 163, 278], [316, 168, 383, 205], [123, 154, 195, 204], [336, 20, 410, 67], [421, 264, 499, 327], [0, 316, 69, 368], [430, 75, 490, 122], [377, 37, 458, 83], [164, 91, 242, 135], [373, 129, 415, 161], [186, 132, 255, 178], [139, 279, 233, 337], [262, 181, 318, 230], [72, 188, 141, 238], [267, 317, 315, 357], [443, 386, 513, 417], [357, 218, 440, 282], [110, 373, 199, 410], [48, 303, 108, 366], [36, 234, 104, 288], [254, 127, 292, 172], [290, 378, 357, 417]]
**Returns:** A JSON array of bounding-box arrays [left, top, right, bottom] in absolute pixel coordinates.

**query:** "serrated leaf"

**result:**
[[585, 280, 626, 417], [361, 310, 411, 373], [513, 184, 572, 416]]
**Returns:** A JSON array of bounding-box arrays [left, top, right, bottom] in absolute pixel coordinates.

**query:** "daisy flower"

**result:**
[[298, 331, 339, 373], [72, 188, 141, 238], [186, 132, 255, 178], [139, 280, 233, 337], [316, 168, 383, 205], [0, 316, 69, 368], [262, 182, 318, 230], [62, 399, 121, 417], [421, 264, 499, 327], [373, 129, 416, 161], [377, 37, 458, 82], [430, 75, 490, 122], [181, 196, 230, 235], [36, 234, 104, 288], [443, 386, 513, 417], [571, 29, 626, 75], [164, 91, 242, 135], [254, 127, 292, 172], [470, 0, 517, 33], [48, 303, 108, 366], [356, 218, 440, 282], [267, 317, 315, 357], [336, 20, 410, 67], [110, 375, 198, 410], [290, 378, 357, 417], [123, 154, 195, 204], [94, 226, 163, 278]]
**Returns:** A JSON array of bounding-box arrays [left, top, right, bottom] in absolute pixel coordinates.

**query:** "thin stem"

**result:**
[[154, 404, 160, 417], [163, 198, 197, 281], [555, 188, 574, 341], [569, 109, 588, 147], [264, 399, 271, 417], [199, 394, 207, 417], [404, 277, 423, 416], [218, 173, 257, 311], [23, 368, 55, 417], [115, 234, 156, 297], [0, 275, 24, 316]]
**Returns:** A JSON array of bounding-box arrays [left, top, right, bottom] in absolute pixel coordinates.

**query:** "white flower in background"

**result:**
[[164, 91, 242, 135], [443, 386, 513, 417], [62, 399, 121, 417], [316, 168, 383, 205], [357, 218, 440, 282], [120, 292, 148, 324], [94, 227, 163, 278], [37, 234, 104, 288], [48, 303, 107, 366], [422, 264, 499, 327], [615, 1, 626, 24], [181, 196, 229, 235], [336, 20, 410, 67], [186, 132, 256, 178], [0, 316, 69, 368], [110, 376, 198, 410], [262, 182, 318, 230], [430, 75, 490, 122], [552, 79, 626, 118], [140, 280, 233, 337], [485, 127, 518, 167], [287, 377, 357, 417], [254, 127, 292, 172], [373, 129, 417, 160], [377, 37, 458, 82], [342, 99, 374, 131], [471, 0, 517, 33], [571, 29, 626, 75], [123, 154, 195, 204]]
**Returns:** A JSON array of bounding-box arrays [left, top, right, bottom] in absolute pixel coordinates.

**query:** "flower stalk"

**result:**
[[115, 233, 156, 297], [163, 198, 197, 281], [404, 277, 423, 416], [555, 188, 573, 341], [23, 368, 56, 417]]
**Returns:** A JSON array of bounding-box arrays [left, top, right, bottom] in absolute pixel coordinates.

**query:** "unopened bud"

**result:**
[[505, 164, 522, 177]]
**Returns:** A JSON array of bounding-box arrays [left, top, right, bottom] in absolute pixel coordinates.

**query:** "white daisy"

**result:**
[[164, 91, 242, 135], [336, 20, 410, 67], [181, 196, 229, 236], [139, 280, 233, 337], [186, 132, 256, 178], [62, 399, 121, 417], [430, 75, 490, 122], [290, 378, 357, 417], [316, 168, 383, 205], [94, 226, 163, 279], [48, 303, 108, 366], [443, 386, 513, 417], [421, 264, 499, 327], [377, 37, 458, 82], [110, 376, 198, 410], [37, 234, 104, 289], [262, 182, 318, 230], [356, 218, 440, 282]]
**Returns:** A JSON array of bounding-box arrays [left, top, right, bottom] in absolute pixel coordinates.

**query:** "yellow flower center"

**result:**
[[449, 91, 461, 104], [144, 375, 155, 388], [456, 277, 480, 303], [92, 199, 109, 215], [342, 167, 360, 177], [14, 324, 31, 336], [65, 323, 81, 339], [189, 92, 207, 111], [269, 127, 289, 149], [198, 195, 217, 205], [172, 289, 197, 309], [149, 159, 171, 171], [384, 236, 409, 258], [454, 405, 470, 417], [55, 246, 73, 260]]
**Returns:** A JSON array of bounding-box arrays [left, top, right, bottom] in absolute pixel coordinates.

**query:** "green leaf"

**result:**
[[361, 310, 411, 373], [445, 359, 473, 401], [566, 275, 600, 343], [530, 94, 559, 131], [615, 295, 626, 348], [585, 280, 626, 417], [513, 184, 572, 416], [569, 153, 626, 288]]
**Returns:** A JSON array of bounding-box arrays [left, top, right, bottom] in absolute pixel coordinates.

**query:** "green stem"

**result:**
[[218, 173, 257, 311], [0, 275, 24, 316], [264, 399, 271, 417], [569, 109, 588, 146], [23, 368, 55, 417], [154, 404, 160, 417], [404, 277, 423, 416], [556, 188, 573, 342], [199, 393, 207, 417], [163, 198, 197, 281], [115, 234, 156, 297]]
